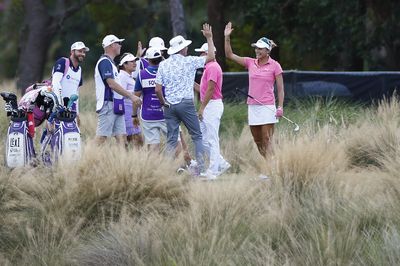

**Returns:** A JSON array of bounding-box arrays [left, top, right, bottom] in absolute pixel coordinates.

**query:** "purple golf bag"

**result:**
[[1, 92, 36, 168], [40, 93, 81, 166]]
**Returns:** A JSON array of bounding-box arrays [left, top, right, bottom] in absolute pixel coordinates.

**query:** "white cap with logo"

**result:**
[[102, 34, 125, 48], [71, 41, 89, 52], [149, 37, 167, 51], [194, 43, 216, 53]]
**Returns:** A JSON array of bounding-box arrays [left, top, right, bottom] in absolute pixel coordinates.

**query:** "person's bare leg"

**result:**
[[95, 136, 107, 146], [148, 143, 161, 152], [176, 131, 192, 165], [115, 135, 127, 147], [250, 125, 266, 158], [132, 134, 144, 149], [261, 124, 274, 156]]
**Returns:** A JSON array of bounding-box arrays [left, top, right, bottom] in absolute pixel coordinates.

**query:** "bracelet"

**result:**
[[132, 114, 137, 118]]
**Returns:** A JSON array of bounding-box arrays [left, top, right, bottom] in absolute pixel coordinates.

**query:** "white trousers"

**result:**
[[200, 99, 228, 175]]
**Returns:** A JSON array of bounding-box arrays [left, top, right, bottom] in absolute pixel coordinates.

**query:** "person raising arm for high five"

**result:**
[[224, 22, 284, 158]]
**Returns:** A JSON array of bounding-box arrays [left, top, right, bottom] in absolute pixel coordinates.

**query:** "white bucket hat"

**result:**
[[194, 43, 216, 53], [149, 37, 167, 51], [71, 41, 89, 52], [145, 47, 162, 59], [102, 34, 125, 48], [167, 35, 192, 55], [251, 37, 273, 50], [119, 53, 138, 66]]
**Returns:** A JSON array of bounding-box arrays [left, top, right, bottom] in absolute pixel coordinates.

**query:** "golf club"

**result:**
[[236, 88, 300, 132]]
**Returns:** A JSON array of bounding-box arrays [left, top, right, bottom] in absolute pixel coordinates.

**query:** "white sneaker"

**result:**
[[218, 161, 231, 175]]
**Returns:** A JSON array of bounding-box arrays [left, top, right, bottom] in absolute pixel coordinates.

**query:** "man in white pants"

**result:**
[[195, 43, 231, 177]]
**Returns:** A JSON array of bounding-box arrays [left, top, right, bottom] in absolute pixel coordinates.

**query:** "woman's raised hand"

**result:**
[[224, 22, 234, 36]]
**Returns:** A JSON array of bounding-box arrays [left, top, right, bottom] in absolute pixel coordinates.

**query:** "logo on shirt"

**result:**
[[142, 78, 156, 88], [56, 64, 62, 70], [66, 75, 70, 79]]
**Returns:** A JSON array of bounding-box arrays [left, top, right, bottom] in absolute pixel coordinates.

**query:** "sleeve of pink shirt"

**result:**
[[274, 61, 283, 76], [243, 57, 254, 69], [207, 64, 220, 83]]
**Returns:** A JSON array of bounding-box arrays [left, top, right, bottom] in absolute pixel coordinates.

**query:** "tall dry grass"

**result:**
[[1, 80, 400, 265]]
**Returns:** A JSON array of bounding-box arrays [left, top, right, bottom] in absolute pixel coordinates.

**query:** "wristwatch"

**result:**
[[163, 102, 171, 108]]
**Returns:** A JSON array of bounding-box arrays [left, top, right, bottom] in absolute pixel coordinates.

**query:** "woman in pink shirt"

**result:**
[[224, 22, 284, 158]]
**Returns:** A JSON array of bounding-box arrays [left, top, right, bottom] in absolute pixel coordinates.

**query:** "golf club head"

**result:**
[[293, 124, 300, 132], [67, 94, 78, 109]]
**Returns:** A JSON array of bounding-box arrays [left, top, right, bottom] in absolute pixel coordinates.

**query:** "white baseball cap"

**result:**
[[119, 53, 138, 66], [71, 41, 89, 52], [102, 34, 125, 48], [251, 37, 273, 50], [167, 35, 192, 55], [145, 47, 162, 59], [194, 43, 216, 53], [149, 37, 167, 51]]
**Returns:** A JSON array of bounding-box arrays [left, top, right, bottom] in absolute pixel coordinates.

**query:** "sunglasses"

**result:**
[[114, 41, 123, 46]]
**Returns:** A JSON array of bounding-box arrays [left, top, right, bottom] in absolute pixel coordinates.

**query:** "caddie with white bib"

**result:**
[[52, 41, 89, 122], [95, 34, 142, 145], [45, 41, 89, 163]]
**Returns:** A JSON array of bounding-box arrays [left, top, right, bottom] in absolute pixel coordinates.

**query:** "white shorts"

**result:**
[[248, 104, 278, 126]]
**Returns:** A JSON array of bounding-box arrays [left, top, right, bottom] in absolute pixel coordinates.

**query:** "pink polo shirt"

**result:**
[[244, 57, 283, 105], [199, 61, 223, 102]]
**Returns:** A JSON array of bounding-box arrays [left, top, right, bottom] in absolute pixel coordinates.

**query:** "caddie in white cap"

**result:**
[[154, 23, 217, 179], [132, 36, 168, 79], [51, 40, 90, 126], [94, 34, 142, 145]]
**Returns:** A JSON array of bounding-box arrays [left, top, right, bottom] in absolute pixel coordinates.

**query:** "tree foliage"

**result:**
[[0, 0, 399, 85]]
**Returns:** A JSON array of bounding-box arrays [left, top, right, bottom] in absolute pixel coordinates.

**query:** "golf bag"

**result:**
[[1, 92, 36, 168], [40, 94, 81, 166]]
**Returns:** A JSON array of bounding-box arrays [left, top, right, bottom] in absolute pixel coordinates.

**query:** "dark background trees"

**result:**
[[0, 0, 399, 92]]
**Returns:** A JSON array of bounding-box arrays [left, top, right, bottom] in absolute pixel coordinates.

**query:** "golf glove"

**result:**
[[276, 106, 283, 118]]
